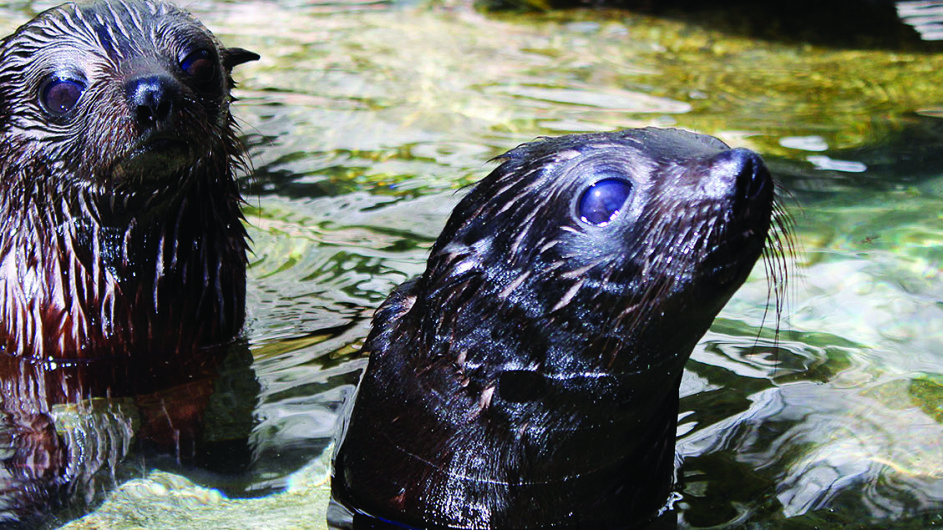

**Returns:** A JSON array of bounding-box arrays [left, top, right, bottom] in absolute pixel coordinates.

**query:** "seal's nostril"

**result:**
[[126, 75, 179, 126], [706, 147, 771, 210], [738, 152, 771, 205]]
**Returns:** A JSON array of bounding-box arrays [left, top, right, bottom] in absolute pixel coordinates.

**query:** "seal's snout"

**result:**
[[731, 148, 771, 205], [126, 74, 180, 128], [704, 147, 771, 212], [118, 72, 192, 179]]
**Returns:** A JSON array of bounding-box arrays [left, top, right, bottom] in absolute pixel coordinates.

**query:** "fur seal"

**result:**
[[331, 128, 784, 529], [0, 2, 259, 526], [0, 0, 258, 361]]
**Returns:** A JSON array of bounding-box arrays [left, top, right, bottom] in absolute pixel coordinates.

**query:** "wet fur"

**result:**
[[333, 128, 789, 529], [0, 3, 259, 526], [0, 0, 257, 359]]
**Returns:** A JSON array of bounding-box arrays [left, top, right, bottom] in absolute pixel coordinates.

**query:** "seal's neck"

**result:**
[[0, 163, 247, 360], [335, 273, 688, 528]]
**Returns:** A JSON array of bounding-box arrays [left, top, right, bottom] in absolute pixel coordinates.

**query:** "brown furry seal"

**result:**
[[0, 0, 258, 360], [0, 2, 259, 526], [331, 128, 788, 529]]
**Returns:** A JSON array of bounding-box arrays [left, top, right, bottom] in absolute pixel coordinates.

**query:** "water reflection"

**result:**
[[0, 344, 257, 528]]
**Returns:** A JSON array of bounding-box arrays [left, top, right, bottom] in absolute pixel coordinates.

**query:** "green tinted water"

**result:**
[[0, 0, 940, 528]]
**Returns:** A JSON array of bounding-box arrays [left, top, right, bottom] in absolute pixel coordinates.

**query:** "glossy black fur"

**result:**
[[0, 0, 258, 360], [333, 128, 777, 529]]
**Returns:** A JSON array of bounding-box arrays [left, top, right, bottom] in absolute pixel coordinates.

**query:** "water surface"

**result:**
[[0, 0, 940, 528]]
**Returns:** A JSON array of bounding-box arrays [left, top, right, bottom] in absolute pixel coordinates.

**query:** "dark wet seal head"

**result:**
[[331, 128, 789, 529], [0, 0, 258, 359]]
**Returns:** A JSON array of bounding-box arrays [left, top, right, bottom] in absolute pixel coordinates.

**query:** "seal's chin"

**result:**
[[113, 136, 193, 182]]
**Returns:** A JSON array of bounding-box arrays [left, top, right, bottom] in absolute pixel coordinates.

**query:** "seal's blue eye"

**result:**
[[180, 49, 216, 83], [40, 77, 85, 116], [578, 178, 632, 226]]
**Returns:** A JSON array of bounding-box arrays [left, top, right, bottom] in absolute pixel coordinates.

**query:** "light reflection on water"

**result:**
[[0, 0, 938, 528]]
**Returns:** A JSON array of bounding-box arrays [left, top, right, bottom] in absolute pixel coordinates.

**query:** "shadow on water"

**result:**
[[476, 0, 943, 51], [765, 114, 943, 205], [768, 113, 943, 199]]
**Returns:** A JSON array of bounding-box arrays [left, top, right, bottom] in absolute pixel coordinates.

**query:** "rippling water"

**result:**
[[1, 0, 941, 528]]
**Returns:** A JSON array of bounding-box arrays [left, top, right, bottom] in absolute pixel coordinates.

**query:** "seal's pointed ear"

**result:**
[[222, 48, 260, 71]]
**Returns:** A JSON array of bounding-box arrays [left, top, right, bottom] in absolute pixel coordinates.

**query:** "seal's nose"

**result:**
[[706, 147, 772, 212], [126, 74, 180, 128]]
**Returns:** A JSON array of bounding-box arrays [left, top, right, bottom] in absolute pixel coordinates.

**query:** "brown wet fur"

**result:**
[[0, 2, 260, 526], [0, 0, 259, 361]]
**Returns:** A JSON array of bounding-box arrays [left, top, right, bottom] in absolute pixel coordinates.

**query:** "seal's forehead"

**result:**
[[65, 0, 179, 53], [614, 128, 730, 161], [0, 0, 212, 61], [502, 128, 730, 171]]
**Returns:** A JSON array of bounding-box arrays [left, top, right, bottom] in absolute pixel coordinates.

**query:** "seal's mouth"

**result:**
[[114, 133, 193, 182]]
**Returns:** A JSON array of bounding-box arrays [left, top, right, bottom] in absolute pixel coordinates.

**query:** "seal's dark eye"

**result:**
[[180, 49, 217, 83], [578, 178, 633, 226], [40, 77, 86, 116]]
